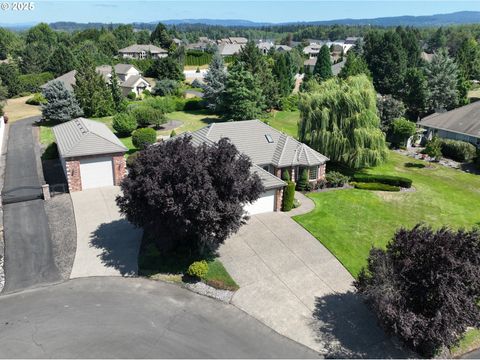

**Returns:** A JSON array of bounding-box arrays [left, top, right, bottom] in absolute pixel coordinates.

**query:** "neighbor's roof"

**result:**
[[332, 59, 346, 76], [275, 45, 292, 52], [421, 51, 434, 63], [118, 44, 168, 54], [41, 70, 77, 91], [114, 63, 137, 74], [229, 37, 248, 44], [418, 101, 480, 139], [120, 75, 150, 88], [53, 118, 128, 158], [218, 43, 243, 56], [190, 120, 328, 167]]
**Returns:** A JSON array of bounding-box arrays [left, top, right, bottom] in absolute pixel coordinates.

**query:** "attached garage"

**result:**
[[53, 118, 128, 192], [244, 189, 276, 215]]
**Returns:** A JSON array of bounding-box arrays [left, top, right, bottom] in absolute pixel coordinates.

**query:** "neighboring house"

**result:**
[[218, 43, 244, 57], [303, 58, 345, 75], [419, 102, 480, 147], [217, 37, 248, 45], [185, 120, 328, 214], [118, 44, 168, 59], [186, 37, 216, 51], [42, 64, 151, 97], [53, 118, 127, 192], [256, 41, 292, 55], [275, 44, 292, 52], [303, 40, 354, 59]]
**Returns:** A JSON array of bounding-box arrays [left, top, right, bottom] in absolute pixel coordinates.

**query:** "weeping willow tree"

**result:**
[[298, 75, 388, 169]]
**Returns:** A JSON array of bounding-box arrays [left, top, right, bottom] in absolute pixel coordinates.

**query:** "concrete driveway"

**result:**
[[70, 186, 142, 278], [0, 277, 319, 358], [219, 210, 409, 357]]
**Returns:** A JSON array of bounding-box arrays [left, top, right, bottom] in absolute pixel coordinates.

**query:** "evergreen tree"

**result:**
[[0, 63, 21, 97], [425, 48, 459, 111], [456, 37, 480, 80], [402, 68, 429, 120], [396, 26, 421, 67], [338, 51, 371, 79], [313, 45, 332, 82], [149, 57, 184, 81], [109, 67, 125, 112], [272, 52, 295, 97], [427, 27, 447, 52], [48, 44, 77, 77], [299, 75, 388, 169], [150, 23, 172, 50], [238, 41, 263, 74], [73, 56, 114, 117], [377, 95, 406, 132], [364, 30, 407, 96], [203, 52, 227, 112], [41, 80, 83, 123], [221, 62, 264, 121]]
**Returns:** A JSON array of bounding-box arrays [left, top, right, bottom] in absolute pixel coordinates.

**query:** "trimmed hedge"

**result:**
[[132, 128, 157, 149], [440, 139, 477, 162], [353, 182, 400, 192], [282, 181, 296, 212], [353, 173, 412, 188]]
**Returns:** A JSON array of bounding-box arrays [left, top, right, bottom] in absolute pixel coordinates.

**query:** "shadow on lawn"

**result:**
[[90, 219, 142, 276], [311, 291, 412, 359]]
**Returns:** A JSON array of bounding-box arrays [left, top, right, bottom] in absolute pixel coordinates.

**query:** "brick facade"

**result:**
[[63, 152, 126, 192], [274, 163, 327, 184], [274, 188, 283, 212]]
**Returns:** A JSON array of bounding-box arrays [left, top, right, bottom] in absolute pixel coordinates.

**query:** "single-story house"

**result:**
[[53, 118, 128, 192], [418, 102, 480, 147], [217, 37, 248, 45], [185, 120, 328, 215], [118, 44, 168, 59], [257, 41, 292, 55], [42, 64, 151, 97]]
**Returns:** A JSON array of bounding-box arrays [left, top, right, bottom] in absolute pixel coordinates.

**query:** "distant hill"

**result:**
[[2, 10, 480, 30]]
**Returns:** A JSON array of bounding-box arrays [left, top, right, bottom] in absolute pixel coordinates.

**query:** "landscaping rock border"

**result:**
[[184, 281, 235, 303]]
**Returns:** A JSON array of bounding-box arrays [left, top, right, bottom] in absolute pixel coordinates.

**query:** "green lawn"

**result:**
[[294, 151, 480, 278], [267, 111, 300, 138]]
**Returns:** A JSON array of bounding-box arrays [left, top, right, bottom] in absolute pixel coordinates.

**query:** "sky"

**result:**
[[2, 0, 480, 25]]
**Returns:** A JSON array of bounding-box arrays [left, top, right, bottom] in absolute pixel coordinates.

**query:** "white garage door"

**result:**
[[80, 157, 114, 190], [244, 190, 276, 215]]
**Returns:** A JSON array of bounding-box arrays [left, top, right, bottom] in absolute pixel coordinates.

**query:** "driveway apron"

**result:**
[[2, 117, 61, 293]]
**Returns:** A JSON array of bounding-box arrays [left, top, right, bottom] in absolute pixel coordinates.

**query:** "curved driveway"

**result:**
[[0, 277, 320, 358]]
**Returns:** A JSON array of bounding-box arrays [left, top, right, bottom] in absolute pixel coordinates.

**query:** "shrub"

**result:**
[[314, 179, 328, 190], [390, 117, 416, 147], [281, 169, 291, 181], [127, 92, 137, 100], [282, 181, 296, 211], [353, 182, 400, 192], [353, 173, 412, 188], [130, 106, 166, 128], [280, 94, 300, 111], [153, 79, 181, 97], [143, 96, 176, 113], [126, 152, 139, 167], [355, 225, 480, 357], [440, 139, 477, 162], [18, 72, 54, 93], [26, 93, 47, 105], [326, 171, 350, 187], [142, 89, 151, 97], [423, 136, 442, 160], [112, 113, 137, 137], [132, 128, 157, 149], [184, 98, 205, 111], [170, 129, 177, 137], [187, 260, 209, 279], [191, 79, 205, 89], [296, 168, 309, 191]]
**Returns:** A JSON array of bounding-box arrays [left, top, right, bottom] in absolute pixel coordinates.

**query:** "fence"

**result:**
[[0, 117, 4, 155]]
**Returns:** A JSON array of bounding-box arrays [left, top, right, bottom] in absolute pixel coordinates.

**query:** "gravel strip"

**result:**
[[44, 194, 77, 280], [184, 281, 235, 303]]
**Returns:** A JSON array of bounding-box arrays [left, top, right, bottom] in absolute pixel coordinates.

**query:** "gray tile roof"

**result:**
[[114, 63, 136, 74], [41, 70, 77, 91], [53, 118, 128, 158], [191, 120, 328, 167], [120, 75, 149, 88], [419, 102, 480, 139], [218, 43, 243, 56], [118, 44, 167, 54], [332, 59, 346, 75]]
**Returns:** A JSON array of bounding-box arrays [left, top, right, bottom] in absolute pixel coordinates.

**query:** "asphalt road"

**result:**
[[462, 348, 480, 358], [0, 277, 321, 358], [2, 117, 61, 293]]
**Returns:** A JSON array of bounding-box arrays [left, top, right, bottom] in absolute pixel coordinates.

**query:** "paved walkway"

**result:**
[[219, 209, 409, 357], [0, 277, 320, 358], [70, 187, 142, 278], [2, 117, 61, 293]]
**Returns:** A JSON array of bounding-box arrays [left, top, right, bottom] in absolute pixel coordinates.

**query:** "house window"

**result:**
[[309, 166, 318, 180], [263, 165, 270, 172]]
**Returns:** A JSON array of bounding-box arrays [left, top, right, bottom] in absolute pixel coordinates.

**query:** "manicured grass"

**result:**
[[294, 151, 480, 278], [161, 109, 220, 136], [451, 329, 480, 357], [267, 110, 299, 138], [139, 243, 238, 290], [3, 95, 41, 122]]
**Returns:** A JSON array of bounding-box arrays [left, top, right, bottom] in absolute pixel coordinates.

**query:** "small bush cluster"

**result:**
[[353, 173, 412, 188], [153, 79, 181, 97], [130, 106, 166, 128], [132, 127, 157, 149], [282, 181, 296, 211], [187, 260, 209, 279], [112, 113, 137, 137], [26, 93, 47, 105], [280, 94, 300, 111], [440, 139, 477, 162], [353, 182, 400, 192], [127, 92, 137, 100], [296, 168, 309, 191], [325, 171, 350, 187]]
